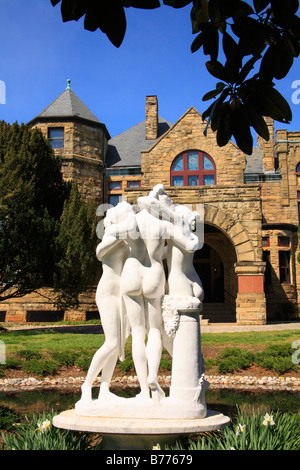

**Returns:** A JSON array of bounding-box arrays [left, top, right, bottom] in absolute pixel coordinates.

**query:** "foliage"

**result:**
[[182, 408, 300, 450], [217, 347, 255, 373], [51, 0, 300, 154], [22, 358, 60, 377], [0, 121, 100, 308], [53, 183, 100, 310], [255, 343, 298, 374], [0, 405, 20, 431], [0, 122, 66, 301], [1, 410, 101, 450], [18, 349, 43, 361]]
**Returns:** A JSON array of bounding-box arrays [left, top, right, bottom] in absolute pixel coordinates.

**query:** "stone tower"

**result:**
[[28, 80, 110, 203]]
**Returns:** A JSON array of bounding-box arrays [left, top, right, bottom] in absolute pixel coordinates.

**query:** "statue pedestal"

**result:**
[[53, 409, 230, 450]]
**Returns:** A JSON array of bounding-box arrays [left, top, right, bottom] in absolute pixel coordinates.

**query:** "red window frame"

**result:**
[[170, 150, 216, 187], [262, 236, 270, 247], [278, 236, 289, 247]]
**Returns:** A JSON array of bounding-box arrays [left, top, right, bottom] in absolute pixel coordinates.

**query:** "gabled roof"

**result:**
[[28, 81, 109, 136], [105, 117, 172, 168]]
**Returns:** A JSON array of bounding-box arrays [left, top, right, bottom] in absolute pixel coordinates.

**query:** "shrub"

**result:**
[[50, 350, 80, 367], [217, 347, 255, 374], [23, 359, 60, 377], [74, 353, 93, 372], [18, 349, 42, 361], [255, 343, 298, 374], [0, 405, 20, 431], [117, 358, 135, 374]]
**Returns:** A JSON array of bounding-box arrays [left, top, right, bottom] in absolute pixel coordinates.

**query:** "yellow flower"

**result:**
[[36, 419, 51, 433], [152, 443, 161, 450], [263, 413, 275, 427], [235, 424, 246, 436]]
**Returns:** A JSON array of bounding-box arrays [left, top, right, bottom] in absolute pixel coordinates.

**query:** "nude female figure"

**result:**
[[80, 202, 135, 403], [167, 205, 204, 301], [120, 185, 169, 400]]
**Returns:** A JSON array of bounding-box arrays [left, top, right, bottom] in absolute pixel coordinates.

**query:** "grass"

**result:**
[[0, 327, 299, 377], [1, 407, 299, 450]]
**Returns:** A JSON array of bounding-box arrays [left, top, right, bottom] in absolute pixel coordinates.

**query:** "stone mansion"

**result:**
[[1, 81, 300, 325]]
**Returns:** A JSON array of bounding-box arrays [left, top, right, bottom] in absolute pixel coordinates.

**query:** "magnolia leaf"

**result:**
[[206, 60, 228, 81], [216, 102, 232, 147], [253, 0, 269, 14], [202, 83, 226, 101]]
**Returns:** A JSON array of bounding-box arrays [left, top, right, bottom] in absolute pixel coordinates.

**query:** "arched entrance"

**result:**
[[194, 243, 224, 303], [194, 224, 237, 322]]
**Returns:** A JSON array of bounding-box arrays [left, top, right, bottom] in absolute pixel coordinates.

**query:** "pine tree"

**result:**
[[0, 121, 99, 308], [53, 183, 99, 309]]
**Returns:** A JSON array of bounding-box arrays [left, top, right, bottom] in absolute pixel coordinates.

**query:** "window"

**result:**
[[171, 151, 216, 187], [48, 127, 64, 149], [278, 236, 289, 247], [279, 251, 290, 284], [298, 191, 300, 222], [127, 181, 141, 188], [109, 194, 121, 207], [296, 162, 300, 172], [109, 181, 122, 190], [262, 237, 270, 247]]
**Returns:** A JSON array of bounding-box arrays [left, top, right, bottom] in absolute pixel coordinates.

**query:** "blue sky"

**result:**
[[0, 0, 299, 141]]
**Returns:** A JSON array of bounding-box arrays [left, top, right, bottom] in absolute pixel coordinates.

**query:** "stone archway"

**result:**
[[202, 205, 266, 325]]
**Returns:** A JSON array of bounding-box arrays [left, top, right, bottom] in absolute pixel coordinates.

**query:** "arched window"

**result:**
[[296, 162, 300, 172], [171, 150, 216, 187]]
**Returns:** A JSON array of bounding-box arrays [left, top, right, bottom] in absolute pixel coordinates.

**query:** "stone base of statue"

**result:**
[[53, 409, 230, 450], [54, 300, 230, 449]]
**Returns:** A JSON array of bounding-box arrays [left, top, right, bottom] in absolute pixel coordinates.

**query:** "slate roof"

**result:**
[[28, 84, 108, 134], [244, 147, 264, 174], [105, 117, 172, 168]]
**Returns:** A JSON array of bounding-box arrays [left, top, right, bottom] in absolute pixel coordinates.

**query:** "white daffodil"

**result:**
[[235, 424, 246, 436], [263, 413, 275, 427], [152, 443, 161, 450], [36, 419, 51, 433]]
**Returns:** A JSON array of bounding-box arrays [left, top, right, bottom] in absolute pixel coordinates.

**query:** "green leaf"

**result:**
[[127, 0, 161, 8], [191, 31, 204, 53], [242, 98, 270, 141], [206, 60, 228, 81], [202, 82, 226, 101], [238, 54, 261, 84], [231, 105, 253, 155], [231, 16, 267, 55], [163, 0, 192, 7], [190, 0, 209, 34], [247, 82, 292, 123], [253, 0, 270, 14], [216, 102, 232, 147]]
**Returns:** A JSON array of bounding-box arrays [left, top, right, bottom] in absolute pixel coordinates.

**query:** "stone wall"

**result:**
[[33, 120, 106, 203], [141, 107, 246, 188]]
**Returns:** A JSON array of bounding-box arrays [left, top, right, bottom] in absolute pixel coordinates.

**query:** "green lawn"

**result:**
[[0, 327, 299, 377]]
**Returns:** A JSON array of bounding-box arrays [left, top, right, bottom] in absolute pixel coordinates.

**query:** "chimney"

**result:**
[[257, 117, 275, 172], [145, 95, 158, 140]]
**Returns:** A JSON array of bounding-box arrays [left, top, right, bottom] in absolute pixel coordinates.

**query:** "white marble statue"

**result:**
[[75, 185, 209, 419], [80, 202, 134, 402]]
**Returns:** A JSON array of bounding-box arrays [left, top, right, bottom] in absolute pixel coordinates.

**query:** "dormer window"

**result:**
[[48, 127, 64, 149], [171, 150, 216, 187]]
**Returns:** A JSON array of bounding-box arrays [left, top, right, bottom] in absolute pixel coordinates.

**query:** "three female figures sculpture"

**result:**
[[78, 185, 208, 418]]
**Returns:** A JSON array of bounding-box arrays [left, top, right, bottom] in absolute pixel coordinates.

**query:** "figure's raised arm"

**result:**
[[96, 233, 122, 261]]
